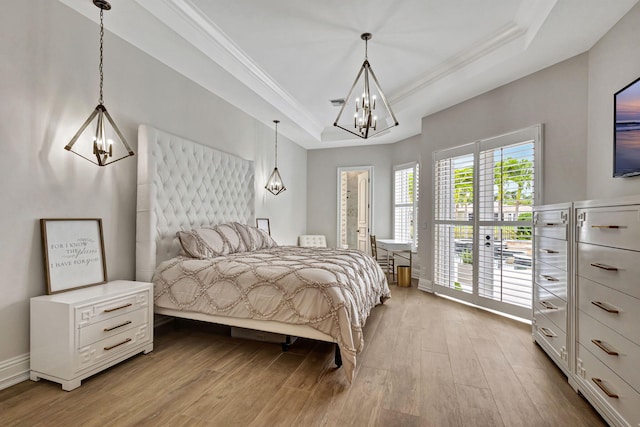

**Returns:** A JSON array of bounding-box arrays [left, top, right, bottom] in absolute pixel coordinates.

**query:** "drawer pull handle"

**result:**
[[104, 338, 132, 351], [540, 248, 559, 254], [541, 275, 559, 282], [544, 222, 561, 227], [104, 320, 132, 332], [592, 378, 619, 399], [591, 225, 621, 229], [104, 303, 132, 313], [591, 339, 619, 356], [590, 263, 618, 272], [591, 301, 619, 314], [539, 300, 557, 310], [539, 327, 556, 338]]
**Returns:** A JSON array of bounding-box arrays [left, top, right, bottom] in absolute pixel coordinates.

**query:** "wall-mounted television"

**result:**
[[614, 76, 640, 177]]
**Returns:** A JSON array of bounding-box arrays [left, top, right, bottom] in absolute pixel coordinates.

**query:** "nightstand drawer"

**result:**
[[78, 308, 148, 348], [577, 205, 640, 251], [77, 324, 150, 370], [76, 290, 149, 326], [577, 242, 640, 299]]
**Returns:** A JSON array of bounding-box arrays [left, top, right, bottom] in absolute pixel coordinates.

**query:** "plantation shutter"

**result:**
[[394, 162, 419, 247]]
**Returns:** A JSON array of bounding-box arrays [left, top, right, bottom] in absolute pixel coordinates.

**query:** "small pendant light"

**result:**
[[265, 120, 286, 195], [64, 0, 134, 166]]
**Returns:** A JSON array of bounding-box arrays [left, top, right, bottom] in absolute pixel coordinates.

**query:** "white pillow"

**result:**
[[177, 223, 247, 258], [234, 222, 278, 251]]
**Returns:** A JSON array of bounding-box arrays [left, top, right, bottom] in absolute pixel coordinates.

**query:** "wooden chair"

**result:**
[[370, 235, 395, 282]]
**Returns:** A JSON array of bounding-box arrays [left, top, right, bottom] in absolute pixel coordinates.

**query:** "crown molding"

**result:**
[[391, 0, 555, 107], [134, 0, 324, 141]]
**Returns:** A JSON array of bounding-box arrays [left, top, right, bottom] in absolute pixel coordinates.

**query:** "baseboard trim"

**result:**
[[0, 353, 30, 391], [418, 278, 433, 293]]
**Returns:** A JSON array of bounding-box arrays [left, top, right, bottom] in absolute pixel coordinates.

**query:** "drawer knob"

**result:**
[[591, 301, 619, 314], [104, 338, 132, 351], [591, 339, 619, 356], [104, 320, 132, 332], [592, 378, 619, 399], [589, 263, 618, 272], [103, 303, 132, 313]]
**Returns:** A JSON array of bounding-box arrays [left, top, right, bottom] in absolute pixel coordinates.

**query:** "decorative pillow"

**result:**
[[177, 223, 247, 259], [234, 222, 278, 251]]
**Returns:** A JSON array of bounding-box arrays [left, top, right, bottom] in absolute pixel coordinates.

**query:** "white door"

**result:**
[[357, 172, 369, 252]]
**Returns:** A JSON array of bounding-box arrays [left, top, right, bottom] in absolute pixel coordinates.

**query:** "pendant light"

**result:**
[[265, 120, 286, 195], [334, 33, 399, 139], [64, 0, 134, 166]]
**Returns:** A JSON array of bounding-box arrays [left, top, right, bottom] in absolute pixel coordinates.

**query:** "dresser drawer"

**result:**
[[578, 276, 640, 346], [533, 309, 567, 362], [78, 308, 148, 348], [577, 344, 640, 426], [577, 242, 640, 299], [534, 261, 567, 299], [578, 310, 640, 392], [577, 205, 640, 251], [534, 285, 567, 333], [76, 290, 149, 327], [77, 324, 150, 370], [535, 236, 567, 271], [533, 209, 569, 240]]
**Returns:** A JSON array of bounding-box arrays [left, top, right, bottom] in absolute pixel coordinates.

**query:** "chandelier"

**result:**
[[334, 33, 398, 139], [64, 0, 134, 166], [265, 120, 286, 195]]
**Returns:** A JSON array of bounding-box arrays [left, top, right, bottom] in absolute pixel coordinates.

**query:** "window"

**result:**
[[393, 162, 419, 247], [433, 125, 541, 319]]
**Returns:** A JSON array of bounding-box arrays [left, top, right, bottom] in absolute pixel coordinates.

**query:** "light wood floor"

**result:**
[[1, 284, 605, 426]]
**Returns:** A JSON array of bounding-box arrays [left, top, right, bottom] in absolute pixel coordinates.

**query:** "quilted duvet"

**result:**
[[153, 246, 391, 381]]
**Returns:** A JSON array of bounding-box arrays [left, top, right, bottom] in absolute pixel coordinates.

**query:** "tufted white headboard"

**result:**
[[135, 125, 255, 282]]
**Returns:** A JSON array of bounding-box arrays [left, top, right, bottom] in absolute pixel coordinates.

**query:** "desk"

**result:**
[[376, 239, 413, 282]]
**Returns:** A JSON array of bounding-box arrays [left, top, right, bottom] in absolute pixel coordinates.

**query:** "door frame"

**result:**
[[336, 166, 374, 251]]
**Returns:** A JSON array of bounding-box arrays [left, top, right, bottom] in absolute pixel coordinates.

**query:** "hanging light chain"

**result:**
[[274, 120, 279, 168], [98, 8, 104, 105]]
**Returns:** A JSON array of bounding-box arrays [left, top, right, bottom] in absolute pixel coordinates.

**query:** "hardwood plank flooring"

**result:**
[[0, 284, 606, 426]]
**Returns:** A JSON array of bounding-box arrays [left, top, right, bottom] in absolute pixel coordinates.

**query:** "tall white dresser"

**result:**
[[574, 197, 640, 426], [532, 203, 572, 377]]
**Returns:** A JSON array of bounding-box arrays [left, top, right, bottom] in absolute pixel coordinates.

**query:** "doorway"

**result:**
[[337, 166, 373, 252]]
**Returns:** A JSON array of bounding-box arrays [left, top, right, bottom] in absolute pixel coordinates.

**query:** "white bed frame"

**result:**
[[135, 125, 337, 349]]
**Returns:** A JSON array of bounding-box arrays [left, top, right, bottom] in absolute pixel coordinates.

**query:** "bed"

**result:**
[[135, 125, 390, 381]]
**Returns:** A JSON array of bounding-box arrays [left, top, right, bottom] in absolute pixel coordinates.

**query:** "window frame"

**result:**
[[393, 161, 419, 248]]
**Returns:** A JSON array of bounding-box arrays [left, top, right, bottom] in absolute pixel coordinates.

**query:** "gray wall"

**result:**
[[307, 135, 421, 248], [419, 54, 589, 288], [587, 2, 640, 198], [0, 0, 306, 367]]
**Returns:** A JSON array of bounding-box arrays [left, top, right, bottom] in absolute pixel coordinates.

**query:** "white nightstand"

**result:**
[[30, 280, 153, 391]]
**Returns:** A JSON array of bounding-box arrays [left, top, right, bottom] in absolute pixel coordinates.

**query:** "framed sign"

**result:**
[[40, 218, 108, 294], [256, 218, 271, 235]]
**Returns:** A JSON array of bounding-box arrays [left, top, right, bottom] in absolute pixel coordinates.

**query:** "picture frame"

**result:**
[[256, 218, 271, 235], [40, 218, 108, 294]]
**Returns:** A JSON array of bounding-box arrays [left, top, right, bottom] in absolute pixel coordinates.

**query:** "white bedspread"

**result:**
[[153, 246, 390, 381]]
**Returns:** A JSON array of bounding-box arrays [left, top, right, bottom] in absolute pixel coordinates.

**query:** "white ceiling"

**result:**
[[59, 0, 638, 149]]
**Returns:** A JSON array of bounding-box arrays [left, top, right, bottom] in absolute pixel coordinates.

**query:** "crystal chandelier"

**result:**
[[265, 120, 286, 195], [64, 0, 134, 166], [334, 33, 398, 139]]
